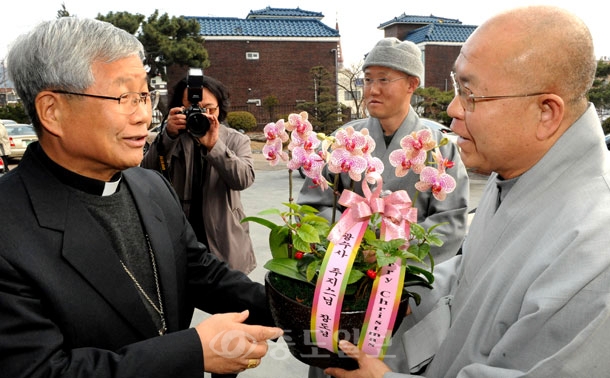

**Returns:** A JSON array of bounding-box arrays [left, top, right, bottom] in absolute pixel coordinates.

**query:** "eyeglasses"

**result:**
[[52, 90, 159, 115], [203, 106, 218, 114], [450, 71, 550, 112], [363, 76, 407, 88]]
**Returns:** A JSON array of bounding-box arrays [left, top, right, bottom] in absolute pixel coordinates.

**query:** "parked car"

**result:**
[[1, 119, 17, 125], [6, 124, 37, 160], [0, 154, 5, 176], [605, 134, 610, 150]]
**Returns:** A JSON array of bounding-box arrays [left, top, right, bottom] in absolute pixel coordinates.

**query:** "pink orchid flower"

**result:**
[[388, 129, 439, 175], [414, 149, 457, 201], [398, 129, 437, 171], [388, 148, 427, 176], [262, 138, 288, 166], [287, 147, 326, 178], [288, 129, 320, 152], [430, 149, 455, 173], [310, 174, 330, 191], [364, 156, 385, 183], [263, 119, 289, 143], [333, 126, 367, 153], [361, 129, 376, 155], [287, 112, 312, 134], [327, 148, 368, 182]]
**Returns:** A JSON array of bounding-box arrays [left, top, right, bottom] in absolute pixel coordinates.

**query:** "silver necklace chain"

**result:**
[[119, 235, 167, 336]]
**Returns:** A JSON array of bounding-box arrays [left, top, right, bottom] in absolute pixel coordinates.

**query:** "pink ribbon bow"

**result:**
[[327, 172, 417, 244]]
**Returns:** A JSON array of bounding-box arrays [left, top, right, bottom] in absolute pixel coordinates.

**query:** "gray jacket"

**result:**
[[386, 104, 610, 377], [142, 124, 257, 274]]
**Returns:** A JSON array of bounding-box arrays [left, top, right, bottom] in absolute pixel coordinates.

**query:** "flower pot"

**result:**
[[265, 271, 409, 370]]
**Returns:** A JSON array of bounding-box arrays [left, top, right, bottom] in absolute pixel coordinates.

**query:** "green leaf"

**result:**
[[296, 223, 321, 243], [292, 235, 312, 253], [240, 216, 278, 230], [410, 223, 426, 240], [269, 227, 290, 259], [258, 208, 283, 217], [406, 291, 422, 306], [283, 202, 301, 212], [416, 243, 431, 261], [305, 259, 321, 282], [346, 268, 365, 285], [298, 204, 321, 214], [376, 253, 398, 267], [264, 258, 308, 282], [427, 222, 448, 233], [426, 234, 444, 247], [300, 214, 330, 226], [407, 265, 435, 285]]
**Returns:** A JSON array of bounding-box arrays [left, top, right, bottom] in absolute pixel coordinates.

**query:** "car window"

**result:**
[[7, 125, 35, 136]]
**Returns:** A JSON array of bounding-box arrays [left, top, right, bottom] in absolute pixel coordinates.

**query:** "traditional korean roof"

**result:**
[[378, 14, 462, 29], [187, 6, 338, 39], [188, 16, 338, 38], [246, 6, 324, 20], [407, 23, 477, 44]]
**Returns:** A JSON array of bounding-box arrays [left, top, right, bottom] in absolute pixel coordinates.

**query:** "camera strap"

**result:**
[[154, 115, 171, 183]]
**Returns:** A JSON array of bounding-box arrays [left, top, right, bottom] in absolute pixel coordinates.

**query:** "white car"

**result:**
[[6, 123, 38, 160]]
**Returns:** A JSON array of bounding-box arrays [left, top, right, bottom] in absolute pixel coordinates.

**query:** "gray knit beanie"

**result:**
[[363, 37, 424, 81]]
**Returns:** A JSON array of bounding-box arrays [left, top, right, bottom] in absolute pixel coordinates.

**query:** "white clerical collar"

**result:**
[[101, 178, 121, 196]]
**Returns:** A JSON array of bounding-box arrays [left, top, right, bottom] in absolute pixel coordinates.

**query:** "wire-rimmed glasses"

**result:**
[[450, 71, 550, 112], [52, 90, 159, 115], [363, 76, 407, 88]]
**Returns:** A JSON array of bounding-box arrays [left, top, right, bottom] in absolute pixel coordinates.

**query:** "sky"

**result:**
[[0, 0, 608, 68]]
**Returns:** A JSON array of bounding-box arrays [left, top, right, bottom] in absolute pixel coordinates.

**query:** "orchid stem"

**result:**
[[331, 173, 341, 224]]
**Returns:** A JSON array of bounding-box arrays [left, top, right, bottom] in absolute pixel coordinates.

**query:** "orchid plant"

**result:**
[[242, 111, 457, 307]]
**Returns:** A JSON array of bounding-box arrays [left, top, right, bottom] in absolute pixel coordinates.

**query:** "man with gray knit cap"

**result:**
[[299, 37, 469, 378], [298, 37, 468, 263]]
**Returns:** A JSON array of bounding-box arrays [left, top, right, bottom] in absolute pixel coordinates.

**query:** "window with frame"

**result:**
[[344, 91, 362, 101], [246, 52, 259, 60]]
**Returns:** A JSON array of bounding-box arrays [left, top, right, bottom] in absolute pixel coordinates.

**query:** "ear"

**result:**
[[35, 91, 64, 137], [535, 94, 564, 141], [408, 76, 420, 91]]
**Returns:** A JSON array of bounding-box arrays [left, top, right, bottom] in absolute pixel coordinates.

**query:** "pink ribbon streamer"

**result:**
[[358, 258, 405, 358], [311, 172, 418, 357]]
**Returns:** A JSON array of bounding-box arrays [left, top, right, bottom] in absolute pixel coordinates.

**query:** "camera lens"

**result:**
[[186, 111, 210, 137]]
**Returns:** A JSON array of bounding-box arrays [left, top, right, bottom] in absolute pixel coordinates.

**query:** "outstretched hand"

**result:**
[[324, 340, 392, 378], [195, 310, 283, 374]]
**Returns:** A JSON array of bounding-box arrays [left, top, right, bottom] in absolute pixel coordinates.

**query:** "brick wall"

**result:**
[[202, 40, 338, 111], [423, 45, 461, 89]]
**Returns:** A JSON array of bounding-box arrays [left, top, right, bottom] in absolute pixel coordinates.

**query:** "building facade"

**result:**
[[182, 7, 341, 126]]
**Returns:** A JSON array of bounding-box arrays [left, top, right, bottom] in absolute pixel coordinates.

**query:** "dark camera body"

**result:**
[[182, 68, 210, 138]]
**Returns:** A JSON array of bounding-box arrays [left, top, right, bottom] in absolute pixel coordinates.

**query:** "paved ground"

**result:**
[[196, 150, 489, 378]]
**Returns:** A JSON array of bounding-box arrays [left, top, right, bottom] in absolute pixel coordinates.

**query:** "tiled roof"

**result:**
[[187, 16, 339, 38], [379, 14, 462, 29], [407, 23, 477, 44], [247, 6, 323, 20]]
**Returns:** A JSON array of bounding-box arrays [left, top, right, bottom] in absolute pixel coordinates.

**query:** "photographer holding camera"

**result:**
[[142, 72, 257, 277]]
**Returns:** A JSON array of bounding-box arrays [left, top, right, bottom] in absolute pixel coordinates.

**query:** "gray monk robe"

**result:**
[[384, 104, 610, 377]]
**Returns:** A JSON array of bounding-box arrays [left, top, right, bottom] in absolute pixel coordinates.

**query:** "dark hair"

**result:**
[[168, 75, 230, 123]]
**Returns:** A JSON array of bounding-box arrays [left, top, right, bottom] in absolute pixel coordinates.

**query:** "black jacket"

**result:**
[[0, 143, 272, 378]]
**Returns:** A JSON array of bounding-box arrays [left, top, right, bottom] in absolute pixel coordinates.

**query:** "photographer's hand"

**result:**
[[166, 106, 187, 138], [198, 114, 220, 151]]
